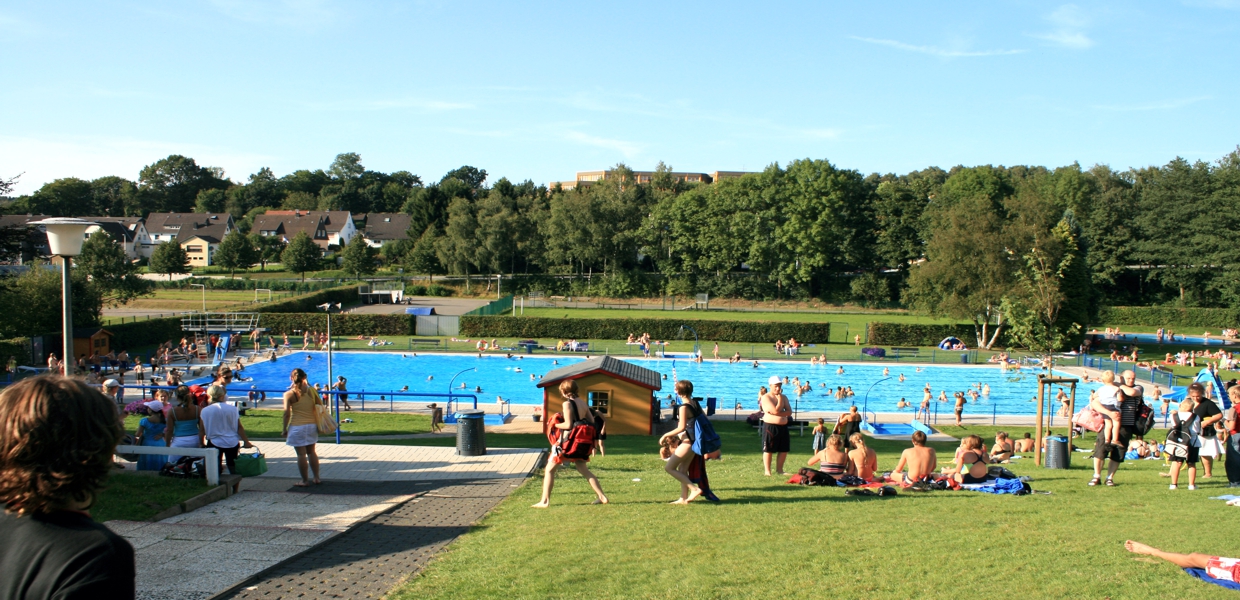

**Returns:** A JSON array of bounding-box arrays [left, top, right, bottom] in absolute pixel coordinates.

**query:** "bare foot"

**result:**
[[531, 501, 550, 508], [670, 498, 688, 504], [764, 472, 772, 477], [592, 497, 608, 505], [776, 471, 787, 476], [313, 479, 322, 485], [686, 486, 703, 503], [1125, 540, 1157, 556], [293, 481, 310, 487]]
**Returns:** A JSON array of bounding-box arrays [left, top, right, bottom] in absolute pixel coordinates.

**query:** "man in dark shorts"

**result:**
[[760, 375, 792, 476], [1090, 377, 1139, 486]]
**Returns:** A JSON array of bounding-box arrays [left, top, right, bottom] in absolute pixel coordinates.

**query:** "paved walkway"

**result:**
[[105, 442, 543, 600]]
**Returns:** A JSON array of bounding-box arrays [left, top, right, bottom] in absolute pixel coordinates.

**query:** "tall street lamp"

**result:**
[[33, 218, 96, 376], [317, 302, 341, 443]]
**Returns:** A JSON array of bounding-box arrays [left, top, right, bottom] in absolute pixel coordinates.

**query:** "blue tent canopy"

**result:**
[[938, 336, 964, 350]]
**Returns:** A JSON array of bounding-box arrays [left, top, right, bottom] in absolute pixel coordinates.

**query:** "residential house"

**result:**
[[356, 213, 412, 248], [144, 213, 235, 266], [85, 217, 152, 260], [259, 210, 356, 250], [0, 214, 51, 264]]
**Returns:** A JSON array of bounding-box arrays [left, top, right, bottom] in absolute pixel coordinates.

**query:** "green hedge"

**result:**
[[866, 322, 1006, 347], [107, 317, 184, 353], [460, 316, 830, 343], [256, 314, 413, 336], [0, 337, 32, 365], [1096, 306, 1240, 329], [153, 278, 344, 292], [255, 285, 361, 313]]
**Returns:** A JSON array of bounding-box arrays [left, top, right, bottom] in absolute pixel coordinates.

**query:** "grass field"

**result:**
[[380, 421, 1236, 599], [123, 408, 431, 439], [93, 472, 210, 522], [118, 289, 297, 311]]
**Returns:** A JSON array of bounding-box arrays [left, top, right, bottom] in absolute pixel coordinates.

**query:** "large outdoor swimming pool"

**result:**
[[200, 352, 1101, 417], [1092, 332, 1233, 346]]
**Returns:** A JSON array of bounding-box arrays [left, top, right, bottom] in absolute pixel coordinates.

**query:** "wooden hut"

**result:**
[[73, 328, 113, 361], [537, 356, 662, 436]]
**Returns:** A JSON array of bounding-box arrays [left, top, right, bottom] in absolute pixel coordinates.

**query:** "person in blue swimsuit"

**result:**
[[134, 400, 168, 471]]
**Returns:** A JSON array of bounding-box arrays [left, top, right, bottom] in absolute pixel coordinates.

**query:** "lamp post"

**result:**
[[189, 283, 206, 313], [317, 302, 341, 443], [32, 218, 96, 376]]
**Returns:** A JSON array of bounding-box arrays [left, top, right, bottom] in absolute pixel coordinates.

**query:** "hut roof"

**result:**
[[537, 356, 662, 391]]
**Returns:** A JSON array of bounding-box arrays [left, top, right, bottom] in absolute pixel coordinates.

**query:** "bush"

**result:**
[[256, 285, 361, 313], [406, 284, 428, 296], [426, 284, 452, 297], [152, 278, 343, 293], [108, 317, 184, 353], [0, 337, 32, 365], [1096, 306, 1240, 329], [866, 322, 1006, 347], [460, 316, 830, 343], [257, 314, 413, 336]]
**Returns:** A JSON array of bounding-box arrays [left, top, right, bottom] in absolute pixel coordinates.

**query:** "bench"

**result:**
[[602, 303, 635, 310], [891, 347, 920, 359], [409, 339, 441, 349]]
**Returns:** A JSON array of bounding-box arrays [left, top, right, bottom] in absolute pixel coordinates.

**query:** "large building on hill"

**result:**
[[551, 169, 755, 191]]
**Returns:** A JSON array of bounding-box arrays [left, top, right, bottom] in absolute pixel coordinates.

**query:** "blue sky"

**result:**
[[2, 1, 1238, 194]]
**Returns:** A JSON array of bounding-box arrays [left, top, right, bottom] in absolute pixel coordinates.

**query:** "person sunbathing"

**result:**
[[990, 432, 1014, 463], [943, 435, 989, 483], [891, 430, 937, 484], [1124, 540, 1240, 585]]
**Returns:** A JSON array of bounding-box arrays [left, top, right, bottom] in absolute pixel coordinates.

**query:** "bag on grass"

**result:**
[[1073, 407, 1105, 433], [1164, 412, 1196, 460], [796, 467, 835, 486], [160, 456, 204, 479]]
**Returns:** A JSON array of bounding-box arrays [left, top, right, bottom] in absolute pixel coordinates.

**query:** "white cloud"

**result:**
[[850, 36, 1026, 58], [563, 131, 642, 159], [1031, 4, 1095, 49], [0, 135, 274, 195], [1092, 96, 1213, 111]]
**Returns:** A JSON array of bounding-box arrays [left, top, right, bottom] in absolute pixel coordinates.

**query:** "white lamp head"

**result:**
[[31, 218, 97, 257]]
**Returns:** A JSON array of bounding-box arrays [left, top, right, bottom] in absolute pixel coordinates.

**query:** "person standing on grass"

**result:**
[[658, 380, 705, 504], [1194, 385, 1224, 478], [1225, 386, 1240, 488], [282, 368, 321, 487], [1168, 389, 1202, 491], [532, 380, 608, 508], [760, 376, 792, 476], [0, 376, 136, 599], [200, 385, 253, 493], [1089, 376, 1139, 487]]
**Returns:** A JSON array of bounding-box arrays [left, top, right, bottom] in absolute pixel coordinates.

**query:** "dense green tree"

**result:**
[[75, 232, 150, 304], [403, 226, 441, 281], [435, 197, 480, 291], [249, 232, 285, 271], [149, 241, 190, 280], [340, 234, 376, 279], [138, 155, 229, 213], [441, 166, 487, 190], [281, 232, 321, 282], [213, 230, 258, 277], [194, 188, 227, 213], [0, 262, 101, 339], [25, 178, 93, 216]]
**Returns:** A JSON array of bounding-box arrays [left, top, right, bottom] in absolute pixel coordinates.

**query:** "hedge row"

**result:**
[[1096, 306, 1240, 329], [153, 278, 344, 293], [107, 317, 184, 352], [866, 322, 1006, 347], [255, 285, 361, 313], [0, 338, 32, 365], [460, 316, 830, 343], [256, 314, 414, 336]]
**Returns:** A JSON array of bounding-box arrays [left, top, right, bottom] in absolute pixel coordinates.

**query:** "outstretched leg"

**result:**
[[574, 461, 609, 504], [532, 461, 560, 508], [1125, 540, 1211, 570]]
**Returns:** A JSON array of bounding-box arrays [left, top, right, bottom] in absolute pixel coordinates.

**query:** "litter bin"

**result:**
[[959, 353, 970, 364], [706, 397, 717, 416], [455, 410, 487, 456], [1045, 435, 1070, 469]]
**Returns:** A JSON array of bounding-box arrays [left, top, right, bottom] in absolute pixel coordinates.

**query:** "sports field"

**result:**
[[119, 289, 296, 311], [378, 421, 1235, 599]]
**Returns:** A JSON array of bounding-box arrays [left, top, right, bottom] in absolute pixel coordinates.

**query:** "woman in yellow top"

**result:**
[[282, 368, 321, 486]]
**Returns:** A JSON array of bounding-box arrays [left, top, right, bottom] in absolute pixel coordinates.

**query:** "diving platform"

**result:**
[[180, 313, 261, 333]]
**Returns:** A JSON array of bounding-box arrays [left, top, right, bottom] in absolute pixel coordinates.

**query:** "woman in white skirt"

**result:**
[[165, 385, 202, 464], [282, 368, 322, 486]]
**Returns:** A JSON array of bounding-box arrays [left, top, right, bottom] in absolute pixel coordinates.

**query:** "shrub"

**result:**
[[427, 284, 452, 297], [460, 316, 830, 343], [1096, 306, 1240, 329], [257, 314, 413, 336], [107, 316, 184, 353], [0, 337, 32, 365], [256, 285, 361, 313], [406, 284, 428, 296], [866, 322, 1006, 347]]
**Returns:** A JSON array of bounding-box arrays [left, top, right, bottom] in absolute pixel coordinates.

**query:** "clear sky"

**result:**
[[2, 1, 1238, 194]]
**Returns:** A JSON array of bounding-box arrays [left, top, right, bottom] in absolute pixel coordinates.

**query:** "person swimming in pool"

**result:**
[[836, 366, 844, 375]]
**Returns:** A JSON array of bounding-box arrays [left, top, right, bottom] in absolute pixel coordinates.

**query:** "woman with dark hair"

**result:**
[[283, 368, 322, 487], [658, 380, 705, 504], [0, 376, 135, 597], [166, 385, 203, 463]]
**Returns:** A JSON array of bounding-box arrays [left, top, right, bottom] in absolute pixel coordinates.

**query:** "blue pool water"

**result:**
[[1093, 332, 1233, 346], [201, 352, 1101, 417]]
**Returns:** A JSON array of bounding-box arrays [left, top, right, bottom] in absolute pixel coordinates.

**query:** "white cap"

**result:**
[[103, 379, 120, 388], [144, 400, 164, 412], [768, 375, 782, 386]]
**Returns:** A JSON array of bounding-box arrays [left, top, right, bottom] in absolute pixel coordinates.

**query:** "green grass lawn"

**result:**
[[384, 421, 1237, 599], [123, 408, 431, 439], [117, 289, 299, 311], [93, 472, 210, 522]]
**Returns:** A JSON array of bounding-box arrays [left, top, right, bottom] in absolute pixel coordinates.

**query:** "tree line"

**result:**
[[5, 149, 1240, 343]]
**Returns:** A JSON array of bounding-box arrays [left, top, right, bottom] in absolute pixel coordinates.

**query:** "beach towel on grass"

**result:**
[[965, 478, 1029, 495], [1185, 568, 1240, 591]]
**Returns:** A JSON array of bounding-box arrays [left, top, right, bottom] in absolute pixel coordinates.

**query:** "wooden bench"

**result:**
[[409, 339, 441, 349], [891, 347, 920, 358]]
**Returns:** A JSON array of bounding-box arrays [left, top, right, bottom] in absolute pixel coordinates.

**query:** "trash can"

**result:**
[[455, 410, 486, 456], [959, 353, 970, 364], [706, 397, 717, 416], [1045, 435, 1070, 469]]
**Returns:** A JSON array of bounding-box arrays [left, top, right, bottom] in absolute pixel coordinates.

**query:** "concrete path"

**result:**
[[104, 442, 543, 600]]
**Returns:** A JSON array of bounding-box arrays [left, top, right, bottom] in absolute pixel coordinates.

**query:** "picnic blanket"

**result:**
[[963, 477, 1028, 495], [1185, 568, 1240, 591]]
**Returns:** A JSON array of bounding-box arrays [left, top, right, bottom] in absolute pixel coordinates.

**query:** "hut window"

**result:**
[[588, 390, 611, 416]]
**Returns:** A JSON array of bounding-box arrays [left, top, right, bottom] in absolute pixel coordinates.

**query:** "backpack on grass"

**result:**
[[159, 456, 205, 479]]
